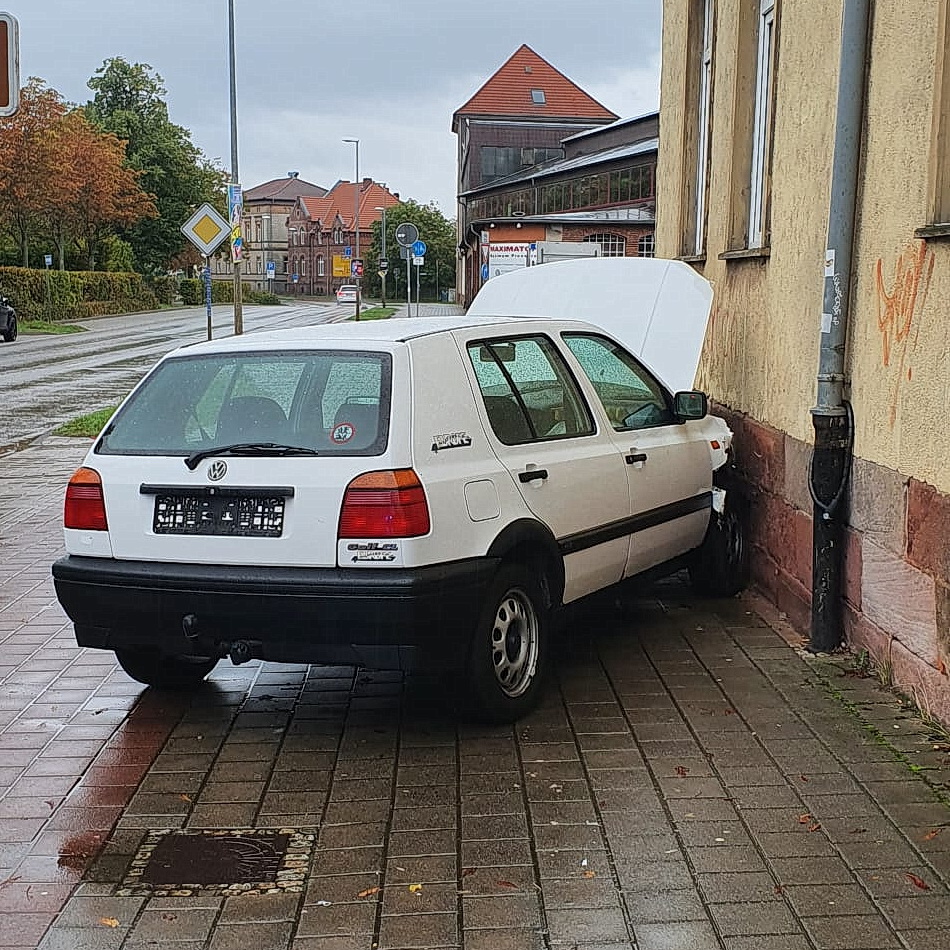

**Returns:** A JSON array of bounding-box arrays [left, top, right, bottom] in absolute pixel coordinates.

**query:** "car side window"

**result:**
[[562, 333, 674, 431], [467, 335, 594, 444]]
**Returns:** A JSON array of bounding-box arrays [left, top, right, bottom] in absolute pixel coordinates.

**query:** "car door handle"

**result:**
[[518, 468, 549, 483], [625, 452, 648, 465]]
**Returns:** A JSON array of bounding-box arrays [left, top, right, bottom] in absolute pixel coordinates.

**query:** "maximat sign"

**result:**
[[487, 242, 531, 279]]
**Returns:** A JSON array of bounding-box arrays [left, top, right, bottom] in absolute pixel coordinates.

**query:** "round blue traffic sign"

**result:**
[[411, 240, 427, 257]]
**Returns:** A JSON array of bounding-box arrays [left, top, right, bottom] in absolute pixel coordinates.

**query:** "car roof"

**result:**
[[170, 316, 535, 355]]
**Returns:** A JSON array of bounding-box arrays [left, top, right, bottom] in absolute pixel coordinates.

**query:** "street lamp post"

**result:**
[[343, 138, 360, 320], [228, 0, 243, 335], [375, 205, 387, 308]]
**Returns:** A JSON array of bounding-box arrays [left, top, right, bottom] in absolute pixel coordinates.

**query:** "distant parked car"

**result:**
[[0, 297, 17, 342], [336, 285, 358, 303]]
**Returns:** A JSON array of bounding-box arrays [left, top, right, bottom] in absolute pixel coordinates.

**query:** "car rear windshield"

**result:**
[[96, 349, 392, 457]]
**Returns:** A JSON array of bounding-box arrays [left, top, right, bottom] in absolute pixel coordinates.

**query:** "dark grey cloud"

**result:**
[[17, 1, 660, 213]]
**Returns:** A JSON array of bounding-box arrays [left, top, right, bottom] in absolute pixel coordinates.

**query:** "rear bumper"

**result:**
[[52, 555, 499, 671]]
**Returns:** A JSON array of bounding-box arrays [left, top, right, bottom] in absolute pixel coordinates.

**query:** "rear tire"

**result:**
[[115, 648, 217, 690], [689, 498, 749, 597], [1, 315, 15, 342], [465, 564, 549, 723]]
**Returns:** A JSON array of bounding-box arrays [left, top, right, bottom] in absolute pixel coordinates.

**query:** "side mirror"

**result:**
[[673, 390, 708, 420]]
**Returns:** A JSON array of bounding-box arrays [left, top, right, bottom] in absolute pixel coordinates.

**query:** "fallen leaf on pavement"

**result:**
[[583, 870, 596, 879], [99, 918, 119, 928], [923, 828, 943, 841], [179, 795, 192, 803], [799, 774, 809, 783], [807, 822, 822, 833], [798, 814, 813, 824], [408, 884, 422, 893], [905, 872, 930, 891], [357, 887, 380, 899], [497, 880, 519, 890], [461, 867, 478, 877], [675, 766, 689, 777]]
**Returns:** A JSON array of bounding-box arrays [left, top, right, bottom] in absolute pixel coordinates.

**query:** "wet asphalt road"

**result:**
[[0, 302, 355, 450]]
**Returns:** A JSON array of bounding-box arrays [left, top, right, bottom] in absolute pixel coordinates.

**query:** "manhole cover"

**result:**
[[119, 829, 314, 897]]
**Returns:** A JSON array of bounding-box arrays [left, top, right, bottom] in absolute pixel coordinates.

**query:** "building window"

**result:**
[[584, 233, 626, 257], [638, 233, 656, 258], [694, 0, 715, 255], [317, 256, 325, 277], [930, 2, 950, 223], [749, 0, 777, 247], [531, 89, 546, 104]]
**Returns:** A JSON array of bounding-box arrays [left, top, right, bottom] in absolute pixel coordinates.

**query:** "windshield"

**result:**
[[97, 349, 392, 457]]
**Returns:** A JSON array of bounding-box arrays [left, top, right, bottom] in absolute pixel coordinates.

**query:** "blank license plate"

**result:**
[[153, 493, 285, 537]]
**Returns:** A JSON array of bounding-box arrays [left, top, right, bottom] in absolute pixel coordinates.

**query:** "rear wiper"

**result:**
[[185, 442, 321, 470]]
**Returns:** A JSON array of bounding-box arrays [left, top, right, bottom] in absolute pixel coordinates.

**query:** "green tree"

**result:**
[[365, 200, 456, 303], [86, 58, 226, 274]]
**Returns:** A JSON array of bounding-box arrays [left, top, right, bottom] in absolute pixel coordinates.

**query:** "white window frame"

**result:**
[[694, 0, 715, 255], [749, 0, 776, 248], [638, 233, 656, 258], [583, 233, 626, 257]]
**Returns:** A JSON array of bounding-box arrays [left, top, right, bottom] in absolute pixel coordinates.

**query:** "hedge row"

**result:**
[[179, 279, 281, 307], [0, 267, 158, 322]]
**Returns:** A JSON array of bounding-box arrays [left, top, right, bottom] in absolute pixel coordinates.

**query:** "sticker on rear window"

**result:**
[[331, 422, 355, 444]]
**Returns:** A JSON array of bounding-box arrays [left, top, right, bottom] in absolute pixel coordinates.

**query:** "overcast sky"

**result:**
[[15, 1, 661, 215]]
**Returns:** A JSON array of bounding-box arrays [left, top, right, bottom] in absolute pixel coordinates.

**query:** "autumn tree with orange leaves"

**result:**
[[0, 79, 156, 270]]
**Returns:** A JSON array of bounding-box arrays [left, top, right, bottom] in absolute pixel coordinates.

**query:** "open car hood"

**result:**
[[466, 257, 714, 392]]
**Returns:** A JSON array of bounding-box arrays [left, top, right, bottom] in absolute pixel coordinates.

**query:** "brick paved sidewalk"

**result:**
[[1, 438, 949, 949]]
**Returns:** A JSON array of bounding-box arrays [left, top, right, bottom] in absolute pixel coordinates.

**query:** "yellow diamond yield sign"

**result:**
[[181, 203, 231, 256]]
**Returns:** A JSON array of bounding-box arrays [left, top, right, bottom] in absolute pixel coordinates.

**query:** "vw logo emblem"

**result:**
[[207, 460, 228, 482]]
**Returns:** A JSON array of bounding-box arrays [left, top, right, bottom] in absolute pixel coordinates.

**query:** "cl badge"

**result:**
[[207, 460, 228, 482]]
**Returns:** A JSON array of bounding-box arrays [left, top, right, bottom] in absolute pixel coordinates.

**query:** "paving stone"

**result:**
[[633, 920, 722, 950], [623, 887, 709, 922], [208, 921, 294, 950], [295, 902, 377, 938], [697, 871, 782, 903], [377, 912, 457, 948], [802, 914, 903, 948], [545, 907, 629, 944]]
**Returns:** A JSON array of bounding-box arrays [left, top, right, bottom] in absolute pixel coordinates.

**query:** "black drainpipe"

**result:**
[[809, 0, 870, 652]]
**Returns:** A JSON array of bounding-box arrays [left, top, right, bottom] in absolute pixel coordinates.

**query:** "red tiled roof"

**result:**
[[453, 44, 618, 126], [299, 180, 400, 231], [244, 177, 327, 201]]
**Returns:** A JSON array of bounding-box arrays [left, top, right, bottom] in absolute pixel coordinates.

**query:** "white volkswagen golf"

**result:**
[[53, 258, 747, 721]]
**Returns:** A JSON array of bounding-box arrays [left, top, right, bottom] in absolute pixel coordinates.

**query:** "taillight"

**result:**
[[338, 469, 430, 539], [64, 467, 108, 531]]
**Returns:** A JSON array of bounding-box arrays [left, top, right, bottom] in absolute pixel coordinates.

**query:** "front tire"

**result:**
[[115, 648, 217, 690], [689, 498, 749, 597], [465, 565, 549, 723]]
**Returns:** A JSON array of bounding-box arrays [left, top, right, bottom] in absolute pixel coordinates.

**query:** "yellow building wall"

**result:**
[[658, 0, 950, 494]]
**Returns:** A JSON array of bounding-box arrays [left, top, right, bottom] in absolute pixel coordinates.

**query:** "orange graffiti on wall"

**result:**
[[874, 241, 934, 367]]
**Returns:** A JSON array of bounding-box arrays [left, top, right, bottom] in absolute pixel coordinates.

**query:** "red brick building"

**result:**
[[286, 179, 400, 297]]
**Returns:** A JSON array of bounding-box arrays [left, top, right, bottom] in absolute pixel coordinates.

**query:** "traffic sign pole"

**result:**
[[204, 255, 213, 340]]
